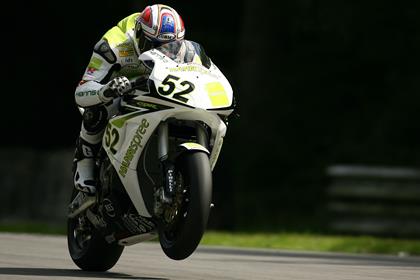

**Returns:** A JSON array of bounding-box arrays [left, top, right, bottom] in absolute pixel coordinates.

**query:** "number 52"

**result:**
[[105, 124, 119, 155], [157, 74, 195, 103]]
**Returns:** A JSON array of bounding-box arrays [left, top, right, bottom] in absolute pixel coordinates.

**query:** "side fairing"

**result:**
[[102, 111, 161, 217]]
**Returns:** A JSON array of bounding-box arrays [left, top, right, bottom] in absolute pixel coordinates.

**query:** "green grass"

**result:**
[[0, 222, 65, 235], [2, 222, 420, 256], [202, 231, 420, 256]]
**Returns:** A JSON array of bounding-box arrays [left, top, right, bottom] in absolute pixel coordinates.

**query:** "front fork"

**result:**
[[154, 121, 208, 216], [157, 121, 209, 160]]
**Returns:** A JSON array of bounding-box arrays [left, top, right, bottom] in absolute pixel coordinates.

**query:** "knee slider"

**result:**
[[82, 106, 108, 134]]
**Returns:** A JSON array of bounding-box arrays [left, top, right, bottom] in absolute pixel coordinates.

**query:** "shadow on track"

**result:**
[[0, 267, 168, 280]]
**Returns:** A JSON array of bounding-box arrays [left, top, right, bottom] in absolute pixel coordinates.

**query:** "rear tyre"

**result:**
[[67, 190, 124, 271], [159, 151, 212, 260]]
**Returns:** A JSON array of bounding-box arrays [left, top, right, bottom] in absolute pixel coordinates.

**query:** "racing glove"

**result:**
[[98, 76, 132, 102]]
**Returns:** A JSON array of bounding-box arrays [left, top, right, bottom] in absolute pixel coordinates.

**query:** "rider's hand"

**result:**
[[99, 76, 132, 102]]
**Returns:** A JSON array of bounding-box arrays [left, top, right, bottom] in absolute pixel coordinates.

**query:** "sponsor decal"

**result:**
[[117, 41, 132, 48], [149, 49, 169, 63], [157, 33, 176, 41], [76, 90, 98, 97], [124, 63, 140, 69], [169, 65, 217, 78], [86, 67, 97, 75], [126, 100, 172, 111], [86, 57, 103, 75], [103, 199, 116, 217], [118, 118, 150, 177], [135, 101, 158, 110], [119, 50, 135, 57]]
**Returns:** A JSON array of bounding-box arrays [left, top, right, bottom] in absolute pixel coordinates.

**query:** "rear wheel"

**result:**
[[67, 190, 124, 271], [159, 151, 212, 260]]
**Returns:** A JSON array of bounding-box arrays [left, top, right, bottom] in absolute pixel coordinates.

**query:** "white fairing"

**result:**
[[144, 47, 233, 110], [102, 40, 233, 217]]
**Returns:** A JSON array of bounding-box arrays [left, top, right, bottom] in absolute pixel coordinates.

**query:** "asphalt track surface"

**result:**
[[0, 233, 419, 280]]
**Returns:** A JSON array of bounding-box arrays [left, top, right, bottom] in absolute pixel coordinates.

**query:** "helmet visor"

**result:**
[[138, 31, 163, 53]]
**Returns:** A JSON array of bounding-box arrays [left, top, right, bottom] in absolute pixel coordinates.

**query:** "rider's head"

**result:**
[[135, 4, 185, 53]]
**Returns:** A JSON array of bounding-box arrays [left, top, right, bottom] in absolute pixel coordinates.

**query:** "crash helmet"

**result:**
[[135, 4, 185, 52]]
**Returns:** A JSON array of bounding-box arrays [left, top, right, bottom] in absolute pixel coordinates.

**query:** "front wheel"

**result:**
[[159, 151, 213, 260]]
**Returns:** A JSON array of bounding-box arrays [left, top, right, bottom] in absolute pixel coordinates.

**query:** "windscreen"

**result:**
[[155, 40, 212, 69]]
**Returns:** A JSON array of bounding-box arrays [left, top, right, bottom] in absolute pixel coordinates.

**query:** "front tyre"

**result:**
[[159, 151, 213, 260], [67, 190, 124, 271]]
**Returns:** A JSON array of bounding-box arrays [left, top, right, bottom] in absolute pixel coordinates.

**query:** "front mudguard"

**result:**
[[178, 142, 210, 155]]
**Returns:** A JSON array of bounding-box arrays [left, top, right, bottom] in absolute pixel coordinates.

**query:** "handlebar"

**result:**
[[130, 76, 149, 89], [130, 75, 149, 91]]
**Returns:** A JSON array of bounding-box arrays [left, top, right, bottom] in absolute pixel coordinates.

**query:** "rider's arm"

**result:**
[[75, 39, 120, 107]]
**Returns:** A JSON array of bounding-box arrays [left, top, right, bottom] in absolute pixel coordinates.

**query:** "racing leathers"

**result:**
[[74, 13, 150, 194]]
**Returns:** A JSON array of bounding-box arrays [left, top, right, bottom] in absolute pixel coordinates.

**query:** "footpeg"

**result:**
[[68, 191, 96, 218]]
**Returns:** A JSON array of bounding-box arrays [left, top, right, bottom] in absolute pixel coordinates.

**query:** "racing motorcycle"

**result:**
[[67, 39, 235, 271]]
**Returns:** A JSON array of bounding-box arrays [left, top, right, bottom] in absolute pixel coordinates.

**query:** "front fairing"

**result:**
[[139, 40, 234, 111]]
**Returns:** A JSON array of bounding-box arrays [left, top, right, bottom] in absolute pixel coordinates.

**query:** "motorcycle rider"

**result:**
[[73, 4, 185, 194]]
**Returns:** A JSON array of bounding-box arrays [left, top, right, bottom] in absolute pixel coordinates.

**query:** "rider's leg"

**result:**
[[73, 105, 109, 194], [73, 99, 121, 194], [74, 99, 121, 194]]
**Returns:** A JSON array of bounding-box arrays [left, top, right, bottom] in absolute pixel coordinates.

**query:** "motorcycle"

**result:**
[[67, 39, 235, 271]]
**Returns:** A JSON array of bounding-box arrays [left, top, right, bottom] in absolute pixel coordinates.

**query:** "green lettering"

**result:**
[[119, 119, 149, 177], [76, 90, 98, 97]]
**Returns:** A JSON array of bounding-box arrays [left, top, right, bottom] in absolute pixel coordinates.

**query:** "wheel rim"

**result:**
[[70, 216, 92, 252], [161, 171, 189, 244]]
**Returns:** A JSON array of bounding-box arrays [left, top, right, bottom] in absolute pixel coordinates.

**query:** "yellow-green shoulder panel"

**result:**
[[103, 13, 139, 47], [103, 27, 126, 47], [117, 13, 140, 33]]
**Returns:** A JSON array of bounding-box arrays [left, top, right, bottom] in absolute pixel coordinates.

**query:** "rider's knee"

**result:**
[[82, 106, 108, 135]]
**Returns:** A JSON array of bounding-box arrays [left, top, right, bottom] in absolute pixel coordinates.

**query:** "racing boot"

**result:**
[[73, 137, 101, 195]]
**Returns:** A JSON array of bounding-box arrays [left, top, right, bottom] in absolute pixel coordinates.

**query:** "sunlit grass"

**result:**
[[202, 231, 420, 256]]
